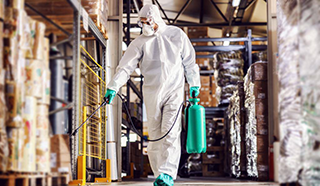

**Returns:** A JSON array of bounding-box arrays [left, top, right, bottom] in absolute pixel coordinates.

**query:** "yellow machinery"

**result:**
[[69, 46, 111, 185]]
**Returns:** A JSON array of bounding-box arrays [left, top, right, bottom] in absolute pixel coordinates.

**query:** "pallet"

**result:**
[[49, 172, 70, 186], [0, 173, 50, 186], [202, 146, 224, 164], [280, 183, 301, 186], [202, 162, 224, 177]]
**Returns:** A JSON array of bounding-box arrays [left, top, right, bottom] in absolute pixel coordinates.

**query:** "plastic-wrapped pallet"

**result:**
[[297, 0, 320, 184], [243, 62, 269, 180], [0, 68, 9, 173], [277, 0, 303, 183], [214, 51, 244, 105], [227, 90, 241, 178], [244, 69, 258, 178], [82, 0, 108, 36]]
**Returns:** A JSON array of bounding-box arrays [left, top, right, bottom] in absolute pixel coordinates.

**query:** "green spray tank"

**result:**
[[185, 92, 206, 154]]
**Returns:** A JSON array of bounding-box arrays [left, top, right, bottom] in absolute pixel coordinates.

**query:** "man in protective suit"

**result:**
[[105, 4, 201, 186]]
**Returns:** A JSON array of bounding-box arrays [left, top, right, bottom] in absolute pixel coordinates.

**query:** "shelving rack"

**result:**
[[122, 0, 144, 178], [191, 29, 267, 118], [25, 0, 108, 184], [66, 0, 108, 182]]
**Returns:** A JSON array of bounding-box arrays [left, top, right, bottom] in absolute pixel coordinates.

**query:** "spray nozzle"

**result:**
[[192, 91, 196, 98]]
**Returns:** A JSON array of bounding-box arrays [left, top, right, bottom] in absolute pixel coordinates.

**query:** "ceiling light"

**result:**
[[232, 0, 241, 7], [223, 41, 230, 46]]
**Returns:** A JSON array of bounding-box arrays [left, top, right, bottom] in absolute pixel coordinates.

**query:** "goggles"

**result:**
[[137, 19, 154, 27]]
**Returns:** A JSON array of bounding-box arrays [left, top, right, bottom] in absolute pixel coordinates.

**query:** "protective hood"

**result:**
[[138, 4, 167, 33]]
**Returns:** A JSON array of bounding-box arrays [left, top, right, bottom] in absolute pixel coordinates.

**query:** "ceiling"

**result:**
[[128, 0, 267, 37]]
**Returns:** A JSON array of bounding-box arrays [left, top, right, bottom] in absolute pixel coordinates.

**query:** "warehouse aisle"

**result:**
[[109, 177, 278, 186]]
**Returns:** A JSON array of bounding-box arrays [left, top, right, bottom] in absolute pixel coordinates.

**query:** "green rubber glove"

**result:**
[[154, 173, 174, 186], [190, 86, 200, 98], [104, 89, 116, 104]]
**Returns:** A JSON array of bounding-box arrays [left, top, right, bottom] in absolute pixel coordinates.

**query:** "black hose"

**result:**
[[71, 93, 186, 143]]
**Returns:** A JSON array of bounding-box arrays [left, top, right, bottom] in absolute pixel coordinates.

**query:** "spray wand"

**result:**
[[71, 94, 184, 142]]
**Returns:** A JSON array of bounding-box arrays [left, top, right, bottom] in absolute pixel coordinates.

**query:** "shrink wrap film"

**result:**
[[33, 22, 46, 60], [36, 137, 50, 172], [0, 69, 9, 172], [25, 60, 45, 98], [277, 0, 303, 183], [297, 0, 320, 184], [214, 51, 244, 105]]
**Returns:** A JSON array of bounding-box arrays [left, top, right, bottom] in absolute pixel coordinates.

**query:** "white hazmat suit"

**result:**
[[107, 4, 201, 179]]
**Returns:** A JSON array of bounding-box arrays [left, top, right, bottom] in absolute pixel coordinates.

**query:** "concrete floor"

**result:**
[[108, 177, 279, 186]]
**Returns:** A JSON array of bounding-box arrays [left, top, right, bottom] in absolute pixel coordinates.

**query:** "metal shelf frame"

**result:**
[[123, 0, 144, 178], [193, 29, 267, 120], [190, 29, 267, 67], [27, 0, 108, 181], [65, 0, 108, 181]]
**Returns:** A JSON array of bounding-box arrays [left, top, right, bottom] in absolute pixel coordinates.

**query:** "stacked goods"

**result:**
[[244, 62, 268, 180], [3, 2, 50, 173], [129, 142, 141, 165], [226, 82, 246, 178], [82, 0, 108, 38], [226, 83, 241, 178], [0, 0, 9, 172], [199, 76, 218, 107], [277, 1, 320, 184], [202, 119, 224, 177], [187, 27, 212, 70], [129, 103, 142, 120], [50, 135, 71, 175], [252, 51, 267, 64], [298, 1, 320, 185], [199, 76, 211, 107], [214, 51, 244, 105], [188, 154, 202, 174]]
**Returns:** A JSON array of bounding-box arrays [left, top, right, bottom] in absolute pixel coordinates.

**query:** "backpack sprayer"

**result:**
[[71, 92, 206, 153]]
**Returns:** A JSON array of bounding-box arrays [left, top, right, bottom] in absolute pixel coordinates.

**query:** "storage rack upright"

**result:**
[[25, 0, 109, 184], [122, 0, 145, 178]]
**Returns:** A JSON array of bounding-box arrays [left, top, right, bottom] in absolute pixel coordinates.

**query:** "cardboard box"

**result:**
[[38, 69, 51, 105], [257, 152, 269, 181], [0, 0, 3, 19], [256, 120, 268, 135], [197, 58, 211, 70], [187, 27, 208, 38], [43, 38, 50, 68], [192, 42, 208, 46], [21, 96, 37, 172], [0, 70, 5, 127], [7, 127, 22, 171], [0, 22, 3, 69], [36, 115, 49, 138], [199, 95, 212, 107], [211, 95, 218, 107], [36, 137, 50, 172], [200, 76, 210, 87], [5, 81, 23, 127], [25, 60, 45, 98], [211, 76, 217, 95], [256, 135, 268, 153], [250, 62, 268, 81], [255, 99, 268, 116], [253, 81, 268, 100], [50, 135, 71, 173], [33, 22, 46, 60]]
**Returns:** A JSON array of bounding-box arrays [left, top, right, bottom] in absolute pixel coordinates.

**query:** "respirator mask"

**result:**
[[138, 19, 155, 36]]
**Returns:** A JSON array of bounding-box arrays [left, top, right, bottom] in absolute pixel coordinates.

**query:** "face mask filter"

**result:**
[[142, 24, 155, 36]]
